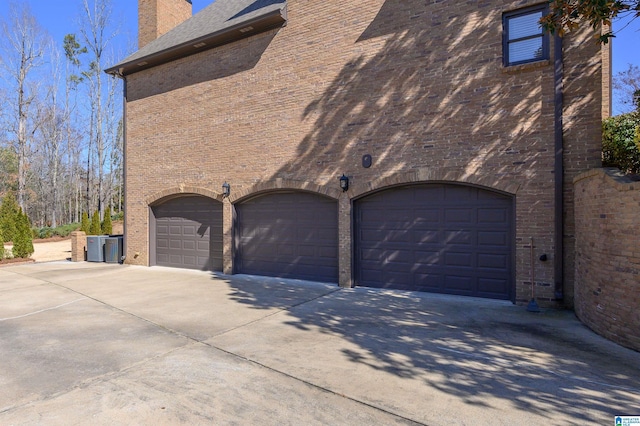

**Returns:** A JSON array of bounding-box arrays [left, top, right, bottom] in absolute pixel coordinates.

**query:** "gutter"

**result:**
[[554, 34, 564, 301]]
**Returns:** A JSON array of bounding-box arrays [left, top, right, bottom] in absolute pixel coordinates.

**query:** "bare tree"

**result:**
[[0, 3, 49, 211], [79, 0, 117, 220], [38, 47, 64, 227], [63, 34, 87, 223], [614, 64, 640, 113]]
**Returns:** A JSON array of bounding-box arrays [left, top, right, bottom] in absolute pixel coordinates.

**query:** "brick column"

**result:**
[[71, 231, 86, 262], [222, 198, 233, 275], [338, 192, 352, 288]]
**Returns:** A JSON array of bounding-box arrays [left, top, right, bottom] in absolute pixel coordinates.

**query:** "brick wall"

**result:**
[[123, 0, 605, 306], [574, 168, 640, 352]]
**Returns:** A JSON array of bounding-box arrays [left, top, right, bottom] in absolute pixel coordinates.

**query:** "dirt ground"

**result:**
[[3, 239, 72, 263]]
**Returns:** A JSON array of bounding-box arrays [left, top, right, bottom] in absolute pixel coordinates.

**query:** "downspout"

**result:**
[[122, 75, 127, 262], [553, 34, 564, 301]]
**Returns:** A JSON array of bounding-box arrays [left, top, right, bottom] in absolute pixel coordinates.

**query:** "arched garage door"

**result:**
[[236, 192, 338, 282], [152, 196, 223, 271], [355, 184, 513, 300]]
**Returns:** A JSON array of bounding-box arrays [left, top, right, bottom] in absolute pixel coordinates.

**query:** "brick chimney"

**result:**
[[139, 0, 193, 49]]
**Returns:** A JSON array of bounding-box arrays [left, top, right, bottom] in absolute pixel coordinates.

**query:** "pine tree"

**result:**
[[89, 211, 101, 235], [13, 210, 34, 258], [0, 192, 20, 243], [80, 211, 90, 234], [0, 228, 4, 260], [102, 206, 112, 235]]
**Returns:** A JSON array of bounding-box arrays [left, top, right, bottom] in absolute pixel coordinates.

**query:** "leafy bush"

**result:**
[[80, 212, 90, 234], [602, 112, 640, 174], [102, 206, 112, 235], [111, 210, 124, 221], [55, 223, 81, 238], [0, 228, 4, 259], [31, 223, 80, 239], [13, 210, 34, 258], [89, 211, 101, 235]]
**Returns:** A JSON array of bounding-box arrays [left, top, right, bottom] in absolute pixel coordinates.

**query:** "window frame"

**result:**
[[502, 4, 550, 67]]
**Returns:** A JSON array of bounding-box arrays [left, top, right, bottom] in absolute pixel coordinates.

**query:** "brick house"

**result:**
[[106, 0, 609, 307]]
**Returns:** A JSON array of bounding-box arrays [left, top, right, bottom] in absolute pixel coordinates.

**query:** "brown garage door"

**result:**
[[355, 184, 513, 300], [153, 196, 223, 271], [236, 192, 338, 282]]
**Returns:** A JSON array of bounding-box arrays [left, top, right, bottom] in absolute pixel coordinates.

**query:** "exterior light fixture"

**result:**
[[222, 182, 231, 198], [339, 174, 349, 192]]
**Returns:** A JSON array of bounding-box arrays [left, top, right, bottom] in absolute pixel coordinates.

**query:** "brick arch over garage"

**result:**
[[349, 168, 520, 199], [229, 179, 341, 203], [146, 186, 224, 206]]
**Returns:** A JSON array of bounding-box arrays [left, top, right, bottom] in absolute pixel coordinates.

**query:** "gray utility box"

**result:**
[[86, 235, 109, 262], [104, 236, 124, 264]]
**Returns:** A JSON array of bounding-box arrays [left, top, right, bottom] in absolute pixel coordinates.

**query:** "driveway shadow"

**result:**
[[217, 274, 640, 424]]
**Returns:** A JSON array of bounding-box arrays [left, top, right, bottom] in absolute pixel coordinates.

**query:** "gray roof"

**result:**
[[106, 0, 287, 76]]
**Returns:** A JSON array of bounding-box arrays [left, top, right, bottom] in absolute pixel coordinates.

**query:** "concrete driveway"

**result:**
[[1, 262, 638, 425]]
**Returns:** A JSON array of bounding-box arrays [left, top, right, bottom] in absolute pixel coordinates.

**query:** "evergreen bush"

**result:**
[[0, 228, 4, 259], [81, 212, 90, 234], [13, 210, 34, 258], [0, 192, 19, 243], [102, 206, 112, 235], [89, 211, 101, 235]]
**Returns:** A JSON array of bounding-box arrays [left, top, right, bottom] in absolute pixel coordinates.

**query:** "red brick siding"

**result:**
[[138, 0, 192, 49], [574, 169, 640, 351], [124, 0, 605, 306]]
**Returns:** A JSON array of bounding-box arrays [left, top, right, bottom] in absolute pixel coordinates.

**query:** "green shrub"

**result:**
[[0, 192, 19, 243], [13, 210, 34, 258], [102, 206, 112, 235], [80, 212, 90, 234], [0, 228, 4, 259], [55, 223, 80, 238], [602, 112, 640, 174], [112, 210, 124, 221], [38, 227, 54, 239], [89, 211, 101, 235], [31, 223, 81, 240]]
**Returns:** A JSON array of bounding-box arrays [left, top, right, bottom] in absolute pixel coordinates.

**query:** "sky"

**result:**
[[0, 0, 638, 114]]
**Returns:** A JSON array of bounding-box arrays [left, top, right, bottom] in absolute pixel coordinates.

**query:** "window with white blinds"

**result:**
[[503, 6, 549, 66]]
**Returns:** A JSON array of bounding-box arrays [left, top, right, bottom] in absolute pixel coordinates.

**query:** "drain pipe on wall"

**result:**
[[553, 34, 564, 301], [527, 236, 540, 312]]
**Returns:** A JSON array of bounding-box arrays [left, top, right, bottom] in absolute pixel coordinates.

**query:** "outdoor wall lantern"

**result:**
[[339, 174, 349, 192], [222, 182, 231, 198]]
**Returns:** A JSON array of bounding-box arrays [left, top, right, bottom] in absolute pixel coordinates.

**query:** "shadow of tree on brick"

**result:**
[[234, 0, 602, 300]]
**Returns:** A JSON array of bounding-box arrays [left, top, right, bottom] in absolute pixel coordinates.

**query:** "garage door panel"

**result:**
[[478, 253, 508, 269], [444, 275, 474, 292], [237, 192, 338, 282], [356, 184, 513, 300], [444, 230, 472, 244], [477, 278, 509, 297], [153, 196, 223, 271], [445, 208, 473, 223], [478, 231, 507, 246], [478, 208, 508, 223], [444, 252, 473, 267], [414, 250, 441, 265]]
